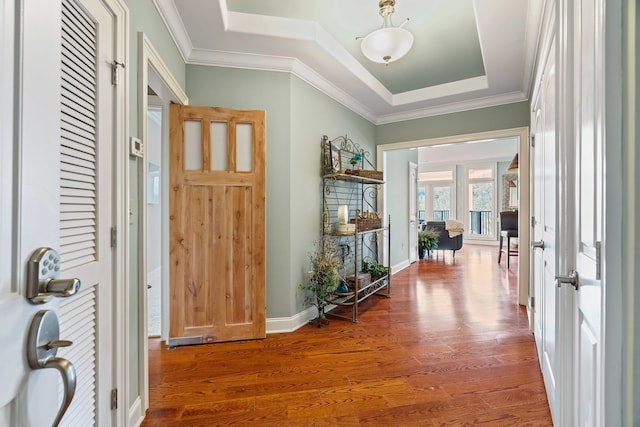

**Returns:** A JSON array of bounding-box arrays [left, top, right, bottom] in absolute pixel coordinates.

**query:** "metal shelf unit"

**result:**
[[321, 135, 391, 323]]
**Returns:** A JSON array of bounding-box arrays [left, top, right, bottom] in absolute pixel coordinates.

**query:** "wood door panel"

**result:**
[[183, 185, 215, 331], [169, 104, 265, 345]]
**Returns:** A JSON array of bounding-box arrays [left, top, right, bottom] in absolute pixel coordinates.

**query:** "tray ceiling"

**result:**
[[154, 0, 545, 124]]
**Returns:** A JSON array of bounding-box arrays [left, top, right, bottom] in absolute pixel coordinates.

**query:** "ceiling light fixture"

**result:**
[[358, 0, 413, 65]]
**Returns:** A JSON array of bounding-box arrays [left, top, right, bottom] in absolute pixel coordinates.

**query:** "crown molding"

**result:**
[[376, 91, 528, 125], [152, 0, 193, 62], [188, 48, 377, 123]]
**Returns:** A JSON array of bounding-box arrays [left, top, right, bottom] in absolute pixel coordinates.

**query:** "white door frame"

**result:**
[[377, 127, 530, 306], [409, 162, 418, 263], [109, 2, 129, 425], [133, 32, 188, 425]]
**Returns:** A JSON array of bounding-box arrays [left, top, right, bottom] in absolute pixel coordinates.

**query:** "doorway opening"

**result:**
[[135, 32, 189, 421], [377, 127, 530, 308], [146, 99, 162, 337]]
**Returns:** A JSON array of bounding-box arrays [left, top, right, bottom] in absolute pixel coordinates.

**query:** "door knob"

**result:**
[[27, 310, 76, 427], [531, 240, 545, 249], [26, 247, 81, 304]]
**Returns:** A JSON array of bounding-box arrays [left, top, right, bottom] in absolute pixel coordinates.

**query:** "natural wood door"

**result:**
[[169, 105, 266, 346]]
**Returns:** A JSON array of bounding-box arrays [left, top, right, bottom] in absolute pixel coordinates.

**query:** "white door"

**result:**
[[0, 0, 116, 425], [408, 162, 418, 262], [571, 0, 604, 423], [531, 37, 560, 423]]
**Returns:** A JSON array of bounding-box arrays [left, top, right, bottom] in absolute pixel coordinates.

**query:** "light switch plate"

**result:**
[[130, 137, 144, 158]]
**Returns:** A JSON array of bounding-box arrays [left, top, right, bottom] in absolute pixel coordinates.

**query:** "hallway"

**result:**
[[143, 245, 552, 426]]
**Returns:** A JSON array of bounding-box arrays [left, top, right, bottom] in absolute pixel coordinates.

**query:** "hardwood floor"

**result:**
[[143, 245, 552, 426]]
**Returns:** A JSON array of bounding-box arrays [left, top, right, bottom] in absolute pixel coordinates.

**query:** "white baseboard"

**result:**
[[266, 306, 317, 334], [129, 396, 144, 427], [391, 259, 410, 274]]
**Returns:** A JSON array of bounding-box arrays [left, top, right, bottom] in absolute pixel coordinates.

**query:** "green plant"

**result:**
[[361, 260, 390, 281], [418, 227, 440, 252], [299, 236, 343, 326]]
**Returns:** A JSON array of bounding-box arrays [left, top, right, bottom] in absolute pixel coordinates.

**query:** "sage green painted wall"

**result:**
[[289, 77, 376, 314], [125, 0, 187, 406], [375, 102, 530, 145], [386, 149, 418, 267]]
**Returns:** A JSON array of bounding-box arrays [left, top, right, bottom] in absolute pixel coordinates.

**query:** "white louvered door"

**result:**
[[0, 0, 115, 425], [57, 0, 114, 423]]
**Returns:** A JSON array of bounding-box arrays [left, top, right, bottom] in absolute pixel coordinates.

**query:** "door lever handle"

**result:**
[[531, 241, 545, 249], [556, 270, 579, 290], [43, 357, 77, 427], [26, 248, 81, 304], [27, 310, 77, 427]]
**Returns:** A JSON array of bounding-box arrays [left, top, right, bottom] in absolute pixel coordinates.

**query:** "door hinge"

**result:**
[[530, 296, 535, 308], [595, 241, 601, 280], [112, 61, 125, 85], [531, 216, 535, 228], [530, 135, 536, 147], [111, 227, 117, 248], [111, 388, 118, 410]]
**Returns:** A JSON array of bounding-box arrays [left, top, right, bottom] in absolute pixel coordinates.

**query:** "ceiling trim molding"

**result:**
[[376, 91, 528, 125], [152, 0, 193, 62], [187, 48, 377, 124], [189, 49, 297, 73], [392, 76, 489, 105], [224, 10, 394, 104], [188, 46, 527, 125]]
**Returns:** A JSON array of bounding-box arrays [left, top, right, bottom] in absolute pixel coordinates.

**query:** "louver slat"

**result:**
[[58, 0, 103, 424], [58, 287, 96, 427]]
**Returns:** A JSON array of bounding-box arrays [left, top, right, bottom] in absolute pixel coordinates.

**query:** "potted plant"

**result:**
[[418, 227, 439, 258], [361, 260, 390, 281], [299, 236, 343, 327]]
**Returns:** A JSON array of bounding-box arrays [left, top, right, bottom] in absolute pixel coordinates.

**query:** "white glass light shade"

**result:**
[[361, 27, 414, 64]]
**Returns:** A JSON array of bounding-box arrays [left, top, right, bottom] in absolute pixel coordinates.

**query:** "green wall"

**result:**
[[289, 77, 376, 314], [186, 66, 375, 317], [375, 102, 531, 145]]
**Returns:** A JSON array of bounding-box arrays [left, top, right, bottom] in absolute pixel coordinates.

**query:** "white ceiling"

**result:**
[[154, 0, 545, 124], [418, 137, 518, 167]]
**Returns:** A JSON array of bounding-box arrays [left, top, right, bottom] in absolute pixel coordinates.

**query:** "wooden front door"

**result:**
[[168, 105, 266, 346]]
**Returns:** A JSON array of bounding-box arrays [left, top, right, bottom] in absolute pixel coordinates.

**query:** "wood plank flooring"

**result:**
[[143, 245, 552, 426]]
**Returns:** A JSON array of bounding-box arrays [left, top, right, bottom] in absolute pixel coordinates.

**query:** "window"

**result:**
[[418, 166, 456, 223], [465, 164, 496, 239]]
